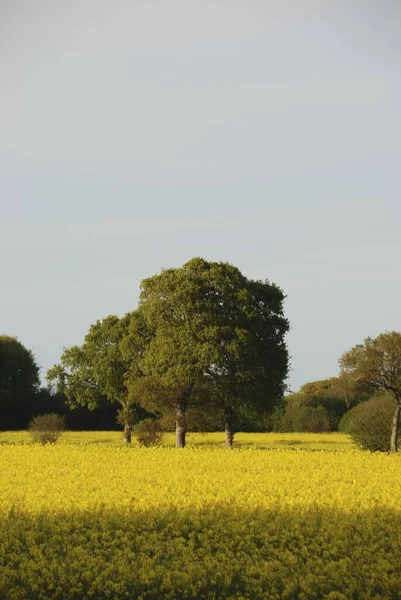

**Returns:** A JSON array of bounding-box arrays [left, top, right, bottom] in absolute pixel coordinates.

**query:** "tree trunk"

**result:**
[[390, 402, 401, 453], [123, 423, 132, 445], [175, 402, 186, 448], [175, 386, 193, 448], [225, 406, 234, 449]]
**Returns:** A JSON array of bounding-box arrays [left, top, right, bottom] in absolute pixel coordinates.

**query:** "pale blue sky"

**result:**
[[1, 1, 400, 391]]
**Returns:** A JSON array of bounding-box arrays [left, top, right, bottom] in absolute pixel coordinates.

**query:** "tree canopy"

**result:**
[[45, 258, 289, 446], [47, 313, 142, 443], [339, 331, 401, 452], [0, 336, 40, 429], [126, 258, 289, 447]]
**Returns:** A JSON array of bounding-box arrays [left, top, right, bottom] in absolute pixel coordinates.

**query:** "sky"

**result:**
[[1, 0, 400, 392]]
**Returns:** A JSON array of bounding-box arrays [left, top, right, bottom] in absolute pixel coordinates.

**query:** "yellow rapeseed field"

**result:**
[[0, 434, 400, 599], [0, 430, 354, 450]]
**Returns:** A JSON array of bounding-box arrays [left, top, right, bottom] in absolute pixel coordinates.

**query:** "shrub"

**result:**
[[272, 400, 331, 433], [28, 413, 65, 445], [133, 419, 163, 447], [338, 409, 353, 433], [308, 406, 331, 433], [341, 394, 399, 452]]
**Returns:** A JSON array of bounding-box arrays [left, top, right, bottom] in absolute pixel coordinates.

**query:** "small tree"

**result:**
[[339, 332, 401, 453], [29, 413, 65, 444]]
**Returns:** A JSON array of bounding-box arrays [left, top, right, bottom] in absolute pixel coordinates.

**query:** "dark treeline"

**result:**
[[0, 388, 119, 431], [0, 334, 149, 431], [0, 388, 273, 433]]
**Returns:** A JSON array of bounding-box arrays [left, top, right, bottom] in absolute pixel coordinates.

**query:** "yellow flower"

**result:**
[[0, 433, 400, 599]]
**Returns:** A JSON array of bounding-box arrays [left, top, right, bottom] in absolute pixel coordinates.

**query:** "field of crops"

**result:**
[[1, 433, 400, 599], [0, 430, 353, 450]]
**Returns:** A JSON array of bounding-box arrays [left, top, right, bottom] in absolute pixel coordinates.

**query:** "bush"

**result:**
[[28, 413, 65, 445], [341, 394, 399, 452], [133, 419, 163, 447], [338, 409, 353, 433], [308, 406, 331, 433], [272, 399, 331, 433]]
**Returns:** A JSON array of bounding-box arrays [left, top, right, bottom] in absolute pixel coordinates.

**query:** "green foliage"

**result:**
[[339, 331, 401, 452], [158, 403, 223, 432], [337, 409, 353, 433], [0, 336, 40, 427], [308, 405, 332, 433], [273, 376, 369, 434], [272, 394, 331, 433], [298, 377, 365, 425], [127, 258, 289, 425], [339, 394, 400, 452], [47, 315, 130, 409], [339, 332, 401, 400], [28, 413, 65, 445], [46, 313, 144, 436], [133, 418, 163, 446], [47, 258, 289, 446], [116, 403, 137, 429]]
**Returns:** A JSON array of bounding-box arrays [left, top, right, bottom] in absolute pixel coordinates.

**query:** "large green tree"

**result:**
[[126, 258, 289, 447], [47, 313, 143, 443], [339, 331, 401, 453], [199, 276, 289, 447], [0, 336, 40, 429]]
